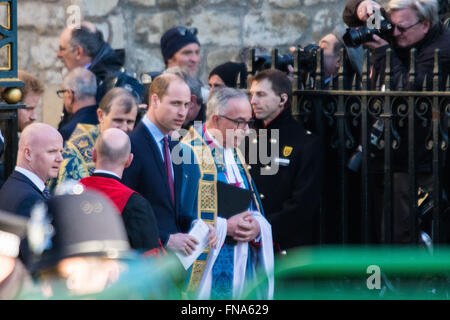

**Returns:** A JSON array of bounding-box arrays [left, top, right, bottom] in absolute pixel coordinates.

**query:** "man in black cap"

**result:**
[[0, 211, 34, 299], [29, 191, 135, 298], [208, 61, 248, 90], [160, 26, 201, 76]]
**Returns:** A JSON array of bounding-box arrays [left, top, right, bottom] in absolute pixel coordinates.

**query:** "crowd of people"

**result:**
[[0, 0, 449, 300]]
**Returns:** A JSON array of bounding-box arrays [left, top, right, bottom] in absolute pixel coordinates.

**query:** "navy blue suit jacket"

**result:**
[[122, 122, 188, 245], [0, 170, 45, 218]]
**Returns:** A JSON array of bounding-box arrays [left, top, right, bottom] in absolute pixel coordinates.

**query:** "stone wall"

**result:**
[[16, 0, 350, 126]]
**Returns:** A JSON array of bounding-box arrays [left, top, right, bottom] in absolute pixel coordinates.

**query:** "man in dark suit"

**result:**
[[122, 73, 208, 256], [80, 128, 162, 255], [0, 123, 63, 268], [248, 69, 324, 252], [0, 123, 63, 218]]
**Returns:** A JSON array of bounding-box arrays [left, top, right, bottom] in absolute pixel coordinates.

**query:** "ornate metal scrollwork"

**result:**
[[347, 96, 361, 127], [441, 97, 450, 151], [323, 96, 337, 127]]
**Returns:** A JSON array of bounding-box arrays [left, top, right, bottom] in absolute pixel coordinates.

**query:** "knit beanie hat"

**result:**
[[208, 62, 248, 88], [160, 26, 200, 63]]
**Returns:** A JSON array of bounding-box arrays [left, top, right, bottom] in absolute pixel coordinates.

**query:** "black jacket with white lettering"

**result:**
[[245, 108, 324, 251]]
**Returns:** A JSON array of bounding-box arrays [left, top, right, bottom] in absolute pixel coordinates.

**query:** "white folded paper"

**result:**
[[176, 219, 210, 270]]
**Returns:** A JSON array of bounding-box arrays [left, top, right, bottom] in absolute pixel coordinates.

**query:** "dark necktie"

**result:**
[[163, 136, 175, 206], [42, 187, 51, 200]]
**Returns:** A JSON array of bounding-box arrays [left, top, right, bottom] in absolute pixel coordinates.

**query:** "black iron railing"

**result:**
[[245, 46, 450, 246]]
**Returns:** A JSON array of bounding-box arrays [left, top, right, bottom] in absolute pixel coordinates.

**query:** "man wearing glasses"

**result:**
[[343, 0, 450, 244], [343, 0, 450, 90], [57, 67, 98, 142], [248, 69, 323, 253], [178, 87, 274, 300]]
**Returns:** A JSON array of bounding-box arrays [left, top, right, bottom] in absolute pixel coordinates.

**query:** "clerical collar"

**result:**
[[93, 169, 120, 179], [15, 166, 45, 192], [203, 125, 244, 187]]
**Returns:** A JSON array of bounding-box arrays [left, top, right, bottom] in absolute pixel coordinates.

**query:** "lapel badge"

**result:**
[[283, 146, 293, 157]]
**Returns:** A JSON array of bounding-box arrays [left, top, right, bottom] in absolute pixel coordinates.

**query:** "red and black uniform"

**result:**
[[80, 173, 164, 256]]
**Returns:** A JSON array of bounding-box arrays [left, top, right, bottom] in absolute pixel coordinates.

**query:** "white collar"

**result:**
[[204, 127, 244, 186], [224, 148, 244, 187], [15, 166, 46, 192], [94, 169, 120, 179]]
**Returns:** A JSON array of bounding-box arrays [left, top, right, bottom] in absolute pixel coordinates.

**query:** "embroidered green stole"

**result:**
[[181, 126, 217, 294], [181, 126, 262, 295]]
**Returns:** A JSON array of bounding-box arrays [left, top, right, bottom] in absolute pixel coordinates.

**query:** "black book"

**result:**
[[217, 181, 253, 245]]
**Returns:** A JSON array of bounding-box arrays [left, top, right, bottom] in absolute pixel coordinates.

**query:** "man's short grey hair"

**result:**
[[62, 67, 97, 101], [388, 0, 439, 27], [206, 87, 248, 121], [164, 66, 204, 105]]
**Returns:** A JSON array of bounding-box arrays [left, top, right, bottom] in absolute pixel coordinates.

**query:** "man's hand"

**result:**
[[227, 211, 251, 237], [207, 223, 219, 249], [363, 34, 389, 50], [233, 215, 261, 242], [226, 211, 260, 243], [167, 233, 199, 256], [356, 0, 381, 22]]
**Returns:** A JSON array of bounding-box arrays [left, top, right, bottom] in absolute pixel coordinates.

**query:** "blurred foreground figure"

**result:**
[[27, 191, 135, 298], [0, 211, 34, 299]]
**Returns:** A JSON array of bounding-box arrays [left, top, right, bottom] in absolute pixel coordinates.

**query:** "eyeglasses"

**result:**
[[392, 20, 422, 33], [218, 115, 255, 129], [176, 26, 198, 37], [56, 89, 72, 98]]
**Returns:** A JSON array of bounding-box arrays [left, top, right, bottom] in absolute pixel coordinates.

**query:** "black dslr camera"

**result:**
[[254, 44, 319, 77], [298, 43, 320, 75], [254, 54, 294, 73], [343, 16, 393, 47]]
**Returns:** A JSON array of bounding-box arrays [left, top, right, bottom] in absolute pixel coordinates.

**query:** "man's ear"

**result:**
[[24, 147, 32, 161], [67, 89, 74, 104], [422, 20, 431, 33], [191, 94, 197, 106], [124, 153, 134, 168], [150, 94, 160, 109], [96, 108, 103, 123], [74, 45, 84, 59], [279, 93, 288, 108], [92, 148, 97, 163], [211, 114, 220, 127]]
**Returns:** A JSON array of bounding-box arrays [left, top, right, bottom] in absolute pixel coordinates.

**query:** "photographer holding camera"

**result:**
[[343, 0, 450, 244], [343, 0, 450, 90]]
